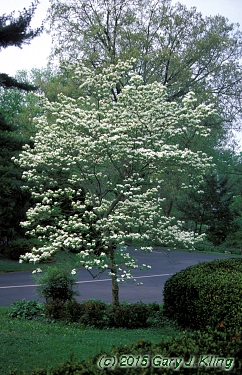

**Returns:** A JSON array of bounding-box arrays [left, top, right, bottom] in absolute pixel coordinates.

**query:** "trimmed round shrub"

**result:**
[[163, 257, 242, 333]]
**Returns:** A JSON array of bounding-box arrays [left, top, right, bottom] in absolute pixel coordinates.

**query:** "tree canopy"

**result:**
[[47, 0, 242, 128], [16, 61, 215, 305]]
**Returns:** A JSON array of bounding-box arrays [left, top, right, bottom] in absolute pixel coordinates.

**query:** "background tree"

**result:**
[[0, 1, 42, 256], [47, 0, 242, 127], [0, 112, 31, 252], [16, 66, 84, 103], [177, 173, 237, 245], [16, 62, 214, 306], [0, 85, 43, 141], [213, 150, 242, 249]]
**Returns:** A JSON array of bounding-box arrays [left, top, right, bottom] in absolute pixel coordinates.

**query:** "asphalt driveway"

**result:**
[[0, 248, 239, 306]]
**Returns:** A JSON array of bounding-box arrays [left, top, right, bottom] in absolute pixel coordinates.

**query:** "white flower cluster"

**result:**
[[32, 268, 42, 274], [19, 246, 56, 263]]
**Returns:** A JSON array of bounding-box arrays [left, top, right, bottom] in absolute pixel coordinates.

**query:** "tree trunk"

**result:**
[[166, 199, 174, 217], [109, 245, 119, 307], [111, 274, 119, 308]]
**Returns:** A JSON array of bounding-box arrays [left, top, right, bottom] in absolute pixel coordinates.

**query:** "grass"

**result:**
[[0, 252, 81, 273], [0, 306, 183, 375]]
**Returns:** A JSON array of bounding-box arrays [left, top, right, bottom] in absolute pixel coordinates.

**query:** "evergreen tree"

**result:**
[[177, 173, 237, 245], [0, 1, 42, 256], [0, 0, 43, 90], [0, 113, 30, 246]]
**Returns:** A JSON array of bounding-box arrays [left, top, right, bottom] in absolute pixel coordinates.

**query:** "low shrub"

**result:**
[[64, 300, 84, 322], [79, 299, 109, 328], [44, 299, 82, 322], [4, 238, 32, 260], [44, 298, 66, 320], [78, 301, 161, 329], [109, 302, 152, 329], [34, 266, 79, 302], [146, 309, 169, 328], [163, 257, 242, 334], [43, 299, 163, 328], [8, 299, 44, 320], [16, 298, 162, 329]]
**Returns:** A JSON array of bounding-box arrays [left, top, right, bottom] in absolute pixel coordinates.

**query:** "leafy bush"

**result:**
[[78, 299, 109, 328], [45, 299, 109, 326], [146, 309, 170, 328], [44, 298, 66, 320], [8, 299, 44, 320], [44, 299, 82, 322], [34, 266, 78, 302], [163, 257, 242, 334], [8, 294, 162, 329], [109, 302, 154, 329], [64, 300, 83, 322], [41, 298, 162, 329], [77, 301, 161, 329], [4, 238, 33, 260]]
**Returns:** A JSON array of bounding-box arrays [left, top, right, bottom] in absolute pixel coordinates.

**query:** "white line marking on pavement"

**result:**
[[76, 273, 174, 283], [0, 284, 37, 289], [133, 273, 173, 279], [0, 273, 174, 289]]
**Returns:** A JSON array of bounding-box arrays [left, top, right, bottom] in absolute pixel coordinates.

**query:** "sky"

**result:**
[[0, 0, 52, 75], [1, 0, 242, 76], [1, 0, 242, 146]]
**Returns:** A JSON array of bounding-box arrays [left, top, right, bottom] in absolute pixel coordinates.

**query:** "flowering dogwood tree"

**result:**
[[16, 61, 214, 306]]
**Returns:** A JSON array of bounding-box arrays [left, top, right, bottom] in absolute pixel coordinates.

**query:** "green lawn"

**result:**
[[0, 307, 183, 375], [0, 252, 80, 273]]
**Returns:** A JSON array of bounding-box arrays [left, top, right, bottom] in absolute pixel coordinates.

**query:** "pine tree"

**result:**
[[0, 113, 30, 247], [0, 1, 42, 257], [0, 0, 43, 90], [177, 173, 237, 245]]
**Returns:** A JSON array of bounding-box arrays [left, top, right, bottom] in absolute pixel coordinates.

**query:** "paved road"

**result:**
[[0, 249, 239, 306]]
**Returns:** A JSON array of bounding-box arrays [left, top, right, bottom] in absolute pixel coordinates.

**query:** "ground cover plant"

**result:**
[[47, 332, 242, 375], [8, 299, 44, 320], [0, 306, 182, 375], [3, 303, 242, 374]]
